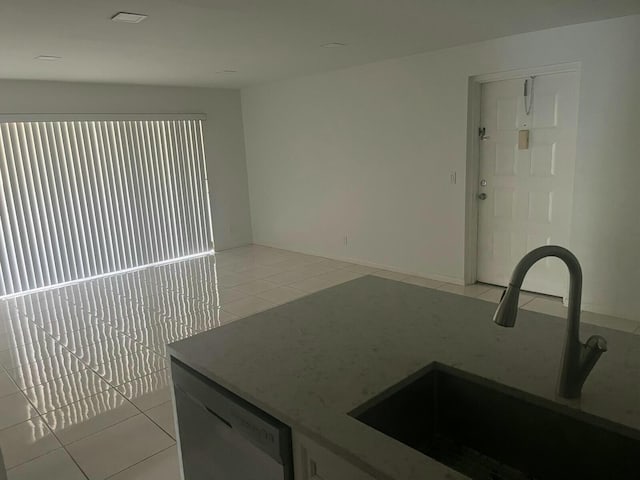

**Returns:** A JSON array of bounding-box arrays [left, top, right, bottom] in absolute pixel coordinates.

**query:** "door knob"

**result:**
[[478, 193, 488, 200]]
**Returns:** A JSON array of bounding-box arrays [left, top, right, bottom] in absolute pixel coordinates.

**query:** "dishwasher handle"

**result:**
[[174, 382, 233, 430], [205, 406, 233, 429]]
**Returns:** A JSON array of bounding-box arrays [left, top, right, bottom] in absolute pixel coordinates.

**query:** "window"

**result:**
[[0, 118, 213, 297]]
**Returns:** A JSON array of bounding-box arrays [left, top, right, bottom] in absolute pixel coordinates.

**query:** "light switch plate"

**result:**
[[518, 130, 530, 150]]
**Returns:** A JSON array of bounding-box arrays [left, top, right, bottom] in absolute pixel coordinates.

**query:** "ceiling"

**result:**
[[1, 0, 639, 88]]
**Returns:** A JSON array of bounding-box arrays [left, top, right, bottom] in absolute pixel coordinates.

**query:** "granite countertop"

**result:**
[[168, 276, 640, 480]]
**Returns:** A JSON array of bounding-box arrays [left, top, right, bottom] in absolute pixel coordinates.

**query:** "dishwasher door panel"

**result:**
[[171, 358, 293, 480], [175, 387, 286, 479]]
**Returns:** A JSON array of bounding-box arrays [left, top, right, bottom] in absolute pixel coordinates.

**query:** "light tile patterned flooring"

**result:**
[[0, 244, 638, 479]]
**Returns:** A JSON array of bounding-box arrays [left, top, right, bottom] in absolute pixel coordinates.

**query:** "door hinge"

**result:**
[[478, 127, 486, 138]]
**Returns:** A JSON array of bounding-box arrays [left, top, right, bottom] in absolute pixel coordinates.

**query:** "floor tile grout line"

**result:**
[[518, 296, 536, 308], [61, 409, 146, 448], [0, 355, 43, 433], [8, 317, 166, 418], [216, 253, 333, 275], [27, 312, 97, 475], [0, 356, 91, 480], [4, 444, 89, 480], [42, 384, 142, 429], [49, 391, 174, 478], [35, 362, 171, 452], [138, 400, 176, 440], [266, 270, 369, 294], [103, 443, 177, 480], [22, 364, 127, 480], [46, 296, 170, 395], [231, 263, 357, 291], [61, 445, 92, 480], [58, 409, 174, 480], [39, 421, 92, 480]]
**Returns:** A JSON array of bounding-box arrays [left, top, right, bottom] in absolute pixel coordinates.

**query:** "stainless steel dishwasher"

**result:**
[[171, 358, 293, 480]]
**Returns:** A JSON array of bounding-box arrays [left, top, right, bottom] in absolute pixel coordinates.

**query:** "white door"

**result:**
[[476, 72, 579, 296]]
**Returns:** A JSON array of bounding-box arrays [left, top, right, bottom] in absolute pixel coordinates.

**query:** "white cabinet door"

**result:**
[[293, 432, 375, 480], [477, 72, 579, 296]]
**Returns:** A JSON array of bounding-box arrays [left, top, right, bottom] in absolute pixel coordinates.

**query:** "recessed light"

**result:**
[[35, 55, 62, 61], [111, 12, 148, 23], [321, 42, 346, 48]]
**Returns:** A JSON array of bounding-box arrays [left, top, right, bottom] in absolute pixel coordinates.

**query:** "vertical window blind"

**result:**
[[0, 118, 213, 297]]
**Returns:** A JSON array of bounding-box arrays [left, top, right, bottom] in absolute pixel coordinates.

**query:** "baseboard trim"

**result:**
[[251, 242, 465, 286]]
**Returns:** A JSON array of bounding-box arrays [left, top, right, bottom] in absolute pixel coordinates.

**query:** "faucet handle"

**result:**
[[563, 334, 608, 398], [585, 335, 608, 352]]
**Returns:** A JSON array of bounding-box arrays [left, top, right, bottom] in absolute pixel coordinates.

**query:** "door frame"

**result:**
[[463, 62, 581, 286]]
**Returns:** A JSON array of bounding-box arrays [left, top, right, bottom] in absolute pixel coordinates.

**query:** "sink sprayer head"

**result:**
[[493, 285, 521, 328]]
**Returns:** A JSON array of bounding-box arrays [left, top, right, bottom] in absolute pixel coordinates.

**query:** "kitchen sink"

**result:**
[[350, 363, 640, 480]]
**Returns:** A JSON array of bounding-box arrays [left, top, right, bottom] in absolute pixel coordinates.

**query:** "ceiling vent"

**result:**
[[111, 12, 148, 24]]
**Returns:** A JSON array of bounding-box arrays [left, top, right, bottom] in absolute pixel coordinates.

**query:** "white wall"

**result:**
[[242, 15, 640, 320], [0, 79, 252, 250]]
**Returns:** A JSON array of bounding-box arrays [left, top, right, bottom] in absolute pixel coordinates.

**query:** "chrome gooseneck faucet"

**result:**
[[493, 245, 607, 399]]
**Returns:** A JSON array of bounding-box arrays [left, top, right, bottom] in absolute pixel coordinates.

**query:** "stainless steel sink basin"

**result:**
[[350, 363, 640, 480]]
